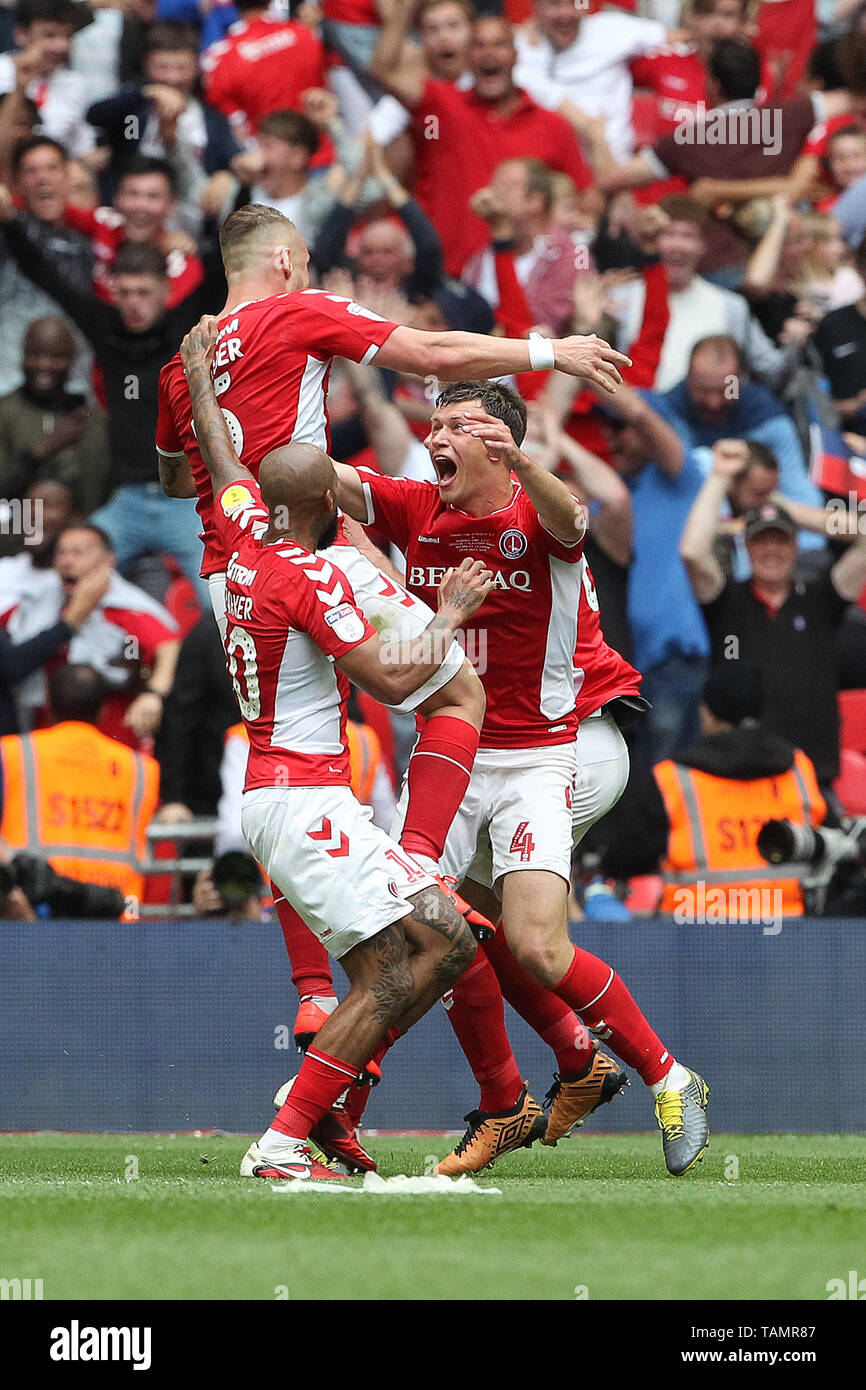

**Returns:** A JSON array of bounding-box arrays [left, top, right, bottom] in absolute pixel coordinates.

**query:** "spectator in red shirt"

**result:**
[[63, 156, 204, 309], [371, 10, 600, 276], [201, 0, 326, 144]]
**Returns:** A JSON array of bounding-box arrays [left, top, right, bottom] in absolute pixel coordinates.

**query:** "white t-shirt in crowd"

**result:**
[[513, 11, 666, 161]]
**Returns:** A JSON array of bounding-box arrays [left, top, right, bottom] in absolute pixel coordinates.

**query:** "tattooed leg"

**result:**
[[299, 888, 475, 1066], [387, 885, 477, 1034]]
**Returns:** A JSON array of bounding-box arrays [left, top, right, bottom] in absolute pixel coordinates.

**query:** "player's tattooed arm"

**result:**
[[462, 409, 587, 546], [179, 316, 256, 492], [336, 557, 493, 705], [157, 450, 196, 498]]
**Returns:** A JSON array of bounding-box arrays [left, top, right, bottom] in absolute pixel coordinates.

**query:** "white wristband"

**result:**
[[528, 332, 556, 371]]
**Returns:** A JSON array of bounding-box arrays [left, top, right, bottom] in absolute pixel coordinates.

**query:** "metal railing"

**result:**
[[138, 819, 221, 918]]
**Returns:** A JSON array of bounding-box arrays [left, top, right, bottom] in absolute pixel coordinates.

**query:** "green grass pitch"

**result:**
[[2, 1133, 864, 1301]]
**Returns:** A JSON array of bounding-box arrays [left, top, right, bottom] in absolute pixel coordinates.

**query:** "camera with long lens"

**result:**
[[757, 817, 866, 914], [0, 853, 124, 918]]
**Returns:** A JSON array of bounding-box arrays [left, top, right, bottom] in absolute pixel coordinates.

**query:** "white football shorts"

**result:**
[[241, 784, 436, 959], [208, 541, 466, 713], [571, 709, 630, 847], [392, 740, 580, 891]]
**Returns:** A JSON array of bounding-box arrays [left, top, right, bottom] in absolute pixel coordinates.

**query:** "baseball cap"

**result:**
[[703, 662, 764, 726], [743, 502, 796, 540]]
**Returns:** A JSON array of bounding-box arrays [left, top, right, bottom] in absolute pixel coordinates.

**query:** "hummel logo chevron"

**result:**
[[308, 817, 350, 857], [286, 554, 345, 606]]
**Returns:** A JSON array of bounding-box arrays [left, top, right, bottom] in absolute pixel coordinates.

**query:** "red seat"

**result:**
[[838, 689, 866, 753], [834, 747, 866, 815]]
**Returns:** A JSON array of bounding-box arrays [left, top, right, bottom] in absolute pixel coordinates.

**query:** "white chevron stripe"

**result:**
[[303, 561, 332, 583], [316, 582, 344, 606]]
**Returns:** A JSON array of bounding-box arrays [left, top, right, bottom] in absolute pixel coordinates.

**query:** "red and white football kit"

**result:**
[[155, 289, 466, 710], [212, 477, 435, 958], [361, 470, 585, 887]]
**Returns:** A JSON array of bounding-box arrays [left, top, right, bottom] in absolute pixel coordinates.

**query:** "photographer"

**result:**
[[599, 664, 827, 919], [0, 663, 159, 913]]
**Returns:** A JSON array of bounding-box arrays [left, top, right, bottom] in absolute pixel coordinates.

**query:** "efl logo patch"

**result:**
[[499, 528, 528, 559], [221, 484, 253, 514], [323, 602, 366, 643]]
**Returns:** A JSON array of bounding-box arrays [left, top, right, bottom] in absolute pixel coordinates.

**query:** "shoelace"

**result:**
[[656, 1089, 685, 1141], [453, 1111, 485, 1156], [543, 1078, 563, 1110]]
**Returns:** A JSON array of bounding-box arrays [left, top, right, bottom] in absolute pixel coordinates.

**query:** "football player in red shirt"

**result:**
[[179, 316, 489, 1181], [327, 381, 710, 1177]]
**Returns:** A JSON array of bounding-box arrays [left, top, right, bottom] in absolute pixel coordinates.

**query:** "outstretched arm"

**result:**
[[179, 317, 254, 493], [377, 325, 631, 393]]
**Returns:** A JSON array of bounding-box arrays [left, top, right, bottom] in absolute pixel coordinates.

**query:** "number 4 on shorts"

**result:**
[[509, 821, 535, 863]]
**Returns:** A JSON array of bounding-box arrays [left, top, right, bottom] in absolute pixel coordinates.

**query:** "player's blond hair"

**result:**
[[219, 204, 303, 276]]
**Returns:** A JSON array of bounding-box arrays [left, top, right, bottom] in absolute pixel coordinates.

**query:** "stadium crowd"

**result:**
[[2, 0, 866, 928]]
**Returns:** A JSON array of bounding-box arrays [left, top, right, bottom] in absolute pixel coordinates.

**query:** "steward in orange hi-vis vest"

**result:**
[[0, 721, 160, 901], [655, 745, 826, 918]]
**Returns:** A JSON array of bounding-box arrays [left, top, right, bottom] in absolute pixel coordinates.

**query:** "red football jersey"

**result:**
[[631, 43, 771, 138], [156, 289, 399, 577], [361, 471, 584, 749], [201, 17, 326, 137], [573, 558, 642, 721], [213, 478, 376, 790]]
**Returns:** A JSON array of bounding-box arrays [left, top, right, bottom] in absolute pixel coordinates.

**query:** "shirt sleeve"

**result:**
[[359, 468, 431, 552], [519, 492, 586, 562], [155, 367, 185, 457], [213, 479, 270, 549], [288, 290, 400, 364]]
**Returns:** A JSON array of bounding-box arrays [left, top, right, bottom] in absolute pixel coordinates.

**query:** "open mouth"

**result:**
[[432, 454, 458, 485]]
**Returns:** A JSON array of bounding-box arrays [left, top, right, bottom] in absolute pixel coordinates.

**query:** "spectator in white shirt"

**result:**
[[512, 0, 679, 161], [462, 157, 590, 336]]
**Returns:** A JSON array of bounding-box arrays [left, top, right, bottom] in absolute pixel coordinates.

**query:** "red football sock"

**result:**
[[483, 929, 594, 1078], [399, 715, 478, 863], [272, 891, 335, 1000], [444, 950, 523, 1112], [341, 1027, 400, 1128], [554, 947, 673, 1086], [271, 1046, 361, 1140]]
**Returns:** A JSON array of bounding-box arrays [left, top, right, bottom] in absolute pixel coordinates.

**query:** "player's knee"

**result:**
[[508, 929, 565, 990]]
